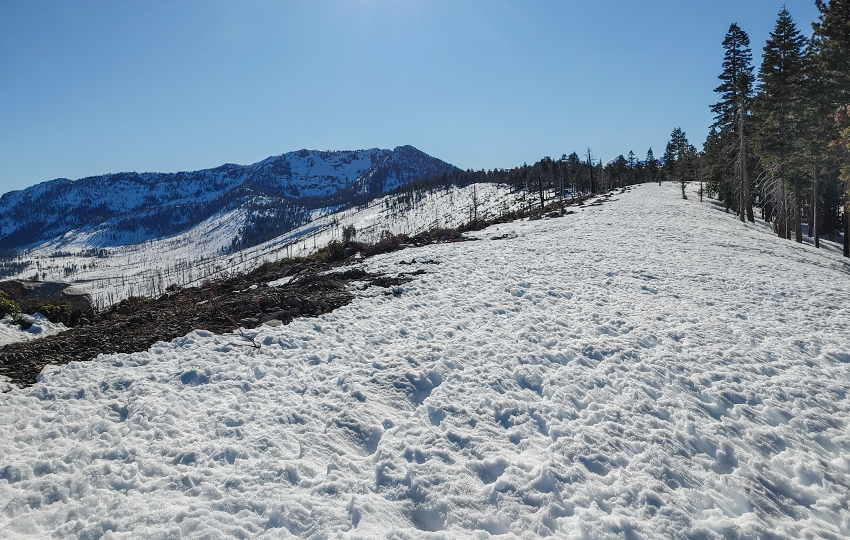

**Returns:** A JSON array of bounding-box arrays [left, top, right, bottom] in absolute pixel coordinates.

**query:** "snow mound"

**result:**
[[0, 313, 68, 347], [1, 184, 849, 538]]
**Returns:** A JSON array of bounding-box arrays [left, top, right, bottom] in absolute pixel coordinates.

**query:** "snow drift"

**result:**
[[1, 183, 848, 539]]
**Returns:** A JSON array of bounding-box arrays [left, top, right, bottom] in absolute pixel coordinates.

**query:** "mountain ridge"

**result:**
[[0, 145, 455, 250]]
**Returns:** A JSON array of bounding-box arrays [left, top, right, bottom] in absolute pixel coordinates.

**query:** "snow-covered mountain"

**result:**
[[0, 146, 455, 250]]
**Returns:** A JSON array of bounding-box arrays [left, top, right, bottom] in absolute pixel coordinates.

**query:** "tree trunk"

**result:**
[[739, 107, 754, 223], [844, 198, 850, 257], [537, 166, 545, 212], [588, 163, 596, 193], [559, 167, 564, 206], [739, 113, 746, 222], [786, 190, 794, 241], [813, 165, 820, 248], [700, 172, 703, 203], [794, 193, 803, 243], [776, 176, 787, 239]]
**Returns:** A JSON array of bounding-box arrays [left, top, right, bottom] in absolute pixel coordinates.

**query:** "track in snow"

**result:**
[[1, 183, 849, 539]]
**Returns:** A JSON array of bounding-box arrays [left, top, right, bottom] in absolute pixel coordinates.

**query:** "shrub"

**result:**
[[32, 302, 66, 323], [0, 290, 20, 319], [255, 257, 309, 275], [313, 240, 346, 262]]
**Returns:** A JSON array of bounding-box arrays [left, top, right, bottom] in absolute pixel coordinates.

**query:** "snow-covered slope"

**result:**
[[2, 183, 849, 538], [0, 146, 455, 250], [9, 183, 527, 307]]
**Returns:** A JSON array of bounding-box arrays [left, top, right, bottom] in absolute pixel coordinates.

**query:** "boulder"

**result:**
[[0, 280, 94, 315]]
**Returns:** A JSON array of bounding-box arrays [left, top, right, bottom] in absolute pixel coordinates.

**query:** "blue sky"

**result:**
[[0, 0, 823, 194]]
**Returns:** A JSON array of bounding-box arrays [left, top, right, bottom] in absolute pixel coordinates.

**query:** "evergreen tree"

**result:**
[[566, 152, 583, 198], [645, 148, 659, 184], [663, 128, 695, 199], [711, 23, 756, 222], [812, 0, 850, 255], [799, 40, 835, 247], [703, 127, 736, 210], [662, 138, 677, 185], [753, 7, 808, 241]]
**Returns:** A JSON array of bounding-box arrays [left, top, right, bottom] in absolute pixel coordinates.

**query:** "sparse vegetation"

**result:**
[[0, 290, 20, 319], [30, 303, 66, 323]]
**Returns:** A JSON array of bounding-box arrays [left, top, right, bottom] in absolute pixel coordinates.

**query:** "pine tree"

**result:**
[[799, 32, 839, 248], [663, 128, 695, 199], [645, 148, 659, 185], [753, 8, 808, 241], [662, 136, 677, 185], [703, 127, 733, 210], [711, 23, 755, 222], [812, 0, 850, 255], [566, 152, 583, 199]]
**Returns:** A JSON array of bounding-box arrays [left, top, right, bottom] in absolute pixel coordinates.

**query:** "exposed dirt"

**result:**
[[0, 260, 420, 388]]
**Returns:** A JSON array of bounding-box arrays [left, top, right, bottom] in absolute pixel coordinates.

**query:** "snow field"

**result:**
[[1, 183, 849, 538]]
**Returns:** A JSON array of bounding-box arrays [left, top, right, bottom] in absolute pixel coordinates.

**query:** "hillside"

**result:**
[[0, 145, 455, 251], [5, 182, 528, 308], [1, 183, 849, 538]]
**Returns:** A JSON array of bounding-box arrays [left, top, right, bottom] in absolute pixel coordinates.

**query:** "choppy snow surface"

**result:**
[[0, 314, 68, 347], [2, 184, 850, 539]]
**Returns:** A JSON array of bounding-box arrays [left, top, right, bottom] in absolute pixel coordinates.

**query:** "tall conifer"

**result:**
[[812, 0, 850, 255], [711, 24, 755, 222], [754, 8, 807, 241]]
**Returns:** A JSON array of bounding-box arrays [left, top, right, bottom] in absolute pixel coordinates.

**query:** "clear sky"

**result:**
[[0, 0, 823, 194]]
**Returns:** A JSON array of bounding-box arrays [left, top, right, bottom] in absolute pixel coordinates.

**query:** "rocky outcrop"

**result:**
[[0, 280, 94, 315]]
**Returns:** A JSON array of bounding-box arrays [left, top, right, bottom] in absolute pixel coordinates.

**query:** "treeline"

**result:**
[[392, 148, 642, 208], [661, 1, 849, 254]]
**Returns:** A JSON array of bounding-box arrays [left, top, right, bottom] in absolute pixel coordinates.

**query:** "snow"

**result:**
[[8, 183, 527, 307], [1, 183, 850, 538], [0, 314, 68, 347]]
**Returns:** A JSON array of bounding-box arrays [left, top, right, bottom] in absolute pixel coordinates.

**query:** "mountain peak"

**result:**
[[0, 146, 455, 251]]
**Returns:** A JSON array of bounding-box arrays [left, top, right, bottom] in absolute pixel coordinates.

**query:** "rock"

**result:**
[[239, 317, 260, 329], [261, 310, 287, 323], [78, 318, 90, 326], [0, 280, 94, 314], [265, 319, 283, 327], [116, 305, 133, 316], [343, 247, 357, 258]]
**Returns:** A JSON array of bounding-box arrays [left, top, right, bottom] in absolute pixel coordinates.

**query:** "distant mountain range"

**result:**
[[0, 146, 455, 251]]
